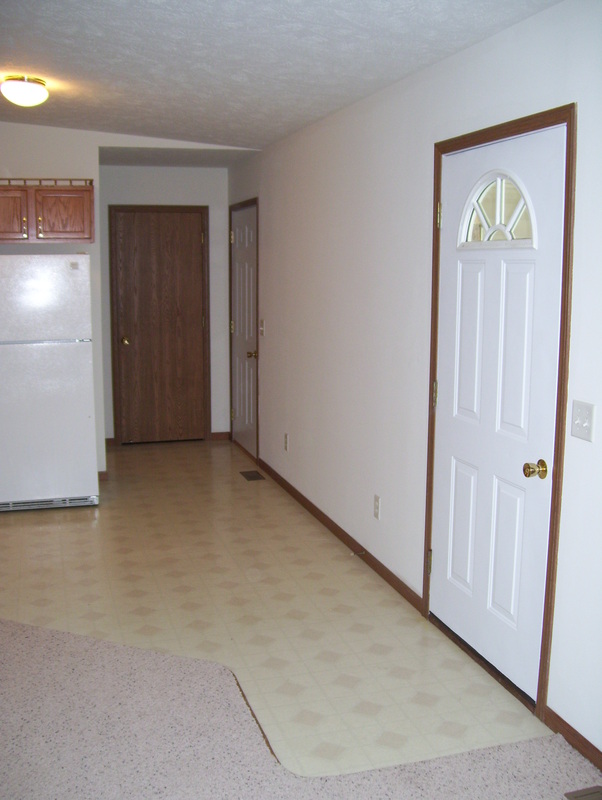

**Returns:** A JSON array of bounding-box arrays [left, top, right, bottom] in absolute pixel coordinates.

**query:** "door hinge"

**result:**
[[230, 320, 234, 334], [230, 230, 234, 244], [201, 231, 205, 244], [231, 408, 235, 421], [432, 379, 438, 408], [436, 202, 442, 229], [427, 549, 433, 576]]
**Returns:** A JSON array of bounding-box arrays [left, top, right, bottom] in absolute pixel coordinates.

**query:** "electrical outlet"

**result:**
[[373, 495, 381, 520], [571, 400, 595, 442], [284, 433, 289, 452]]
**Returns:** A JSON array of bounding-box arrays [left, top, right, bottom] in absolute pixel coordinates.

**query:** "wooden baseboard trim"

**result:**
[[233, 439, 258, 462], [211, 431, 231, 441], [100, 438, 116, 480], [257, 458, 423, 614], [544, 707, 602, 771]]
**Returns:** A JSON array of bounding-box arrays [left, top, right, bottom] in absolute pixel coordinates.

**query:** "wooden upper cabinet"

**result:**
[[0, 188, 29, 240], [34, 186, 94, 241], [0, 180, 94, 242]]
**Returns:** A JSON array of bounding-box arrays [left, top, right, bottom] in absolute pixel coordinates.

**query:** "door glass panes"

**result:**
[[463, 175, 532, 244]]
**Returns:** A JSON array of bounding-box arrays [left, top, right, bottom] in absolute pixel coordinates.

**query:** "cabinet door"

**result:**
[[0, 189, 29, 240], [34, 187, 94, 241]]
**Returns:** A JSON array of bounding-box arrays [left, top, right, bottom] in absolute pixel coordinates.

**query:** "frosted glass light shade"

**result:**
[[1, 76, 49, 107]]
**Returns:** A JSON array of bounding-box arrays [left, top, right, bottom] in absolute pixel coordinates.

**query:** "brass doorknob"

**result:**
[[523, 459, 548, 479], [247, 350, 258, 359], [121, 336, 130, 345]]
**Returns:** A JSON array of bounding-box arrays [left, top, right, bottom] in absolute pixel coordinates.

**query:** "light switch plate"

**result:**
[[373, 495, 381, 520], [571, 400, 595, 442]]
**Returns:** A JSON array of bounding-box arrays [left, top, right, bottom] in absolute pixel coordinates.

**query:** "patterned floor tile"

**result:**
[[0, 440, 549, 777]]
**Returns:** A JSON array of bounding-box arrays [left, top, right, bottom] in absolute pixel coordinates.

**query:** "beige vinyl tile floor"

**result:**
[[0, 440, 549, 776]]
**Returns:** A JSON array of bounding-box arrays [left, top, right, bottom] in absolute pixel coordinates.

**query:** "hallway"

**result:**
[[0, 440, 548, 776]]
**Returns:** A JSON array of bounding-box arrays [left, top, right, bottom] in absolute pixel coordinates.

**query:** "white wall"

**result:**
[[0, 124, 233, 467], [99, 165, 230, 436], [230, 0, 602, 750]]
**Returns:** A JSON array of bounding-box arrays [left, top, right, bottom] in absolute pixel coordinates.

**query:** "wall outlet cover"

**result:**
[[571, 400, 595, 442]]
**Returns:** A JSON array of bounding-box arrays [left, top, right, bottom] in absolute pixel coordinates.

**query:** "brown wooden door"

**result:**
[[110, 206, 210, 443]]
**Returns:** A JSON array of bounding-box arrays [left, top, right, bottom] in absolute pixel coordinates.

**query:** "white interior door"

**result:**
[[429, 125, 567, 700], [231, 202, 258, 458]]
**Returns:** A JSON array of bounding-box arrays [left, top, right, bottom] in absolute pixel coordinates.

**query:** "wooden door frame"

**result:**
[[229, 198, 259, 460], [422, 105, 577, 717], [109, 204, 211, 443]]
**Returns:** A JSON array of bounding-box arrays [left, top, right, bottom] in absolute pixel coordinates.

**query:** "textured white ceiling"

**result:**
[[1, 0, 561, 153]]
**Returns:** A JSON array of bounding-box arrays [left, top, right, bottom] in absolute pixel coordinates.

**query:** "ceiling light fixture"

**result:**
[[1, 75, 49, 107]]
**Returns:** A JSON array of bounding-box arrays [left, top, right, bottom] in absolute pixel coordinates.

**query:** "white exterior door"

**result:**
[[430, 125, 567, 700], [231, 202, 258, 458]]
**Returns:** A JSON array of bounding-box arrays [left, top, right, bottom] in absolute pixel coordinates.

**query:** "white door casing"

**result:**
[[429, 125, 567, 700], [231, 202, 258, 458]]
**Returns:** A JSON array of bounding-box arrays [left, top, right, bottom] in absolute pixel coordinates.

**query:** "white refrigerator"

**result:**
[[0, 254, 99, 511]]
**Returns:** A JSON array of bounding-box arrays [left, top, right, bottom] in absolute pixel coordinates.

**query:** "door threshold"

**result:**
[[429, 613, 536, 713]]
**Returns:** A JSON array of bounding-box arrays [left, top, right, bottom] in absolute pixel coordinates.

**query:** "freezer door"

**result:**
[[0, 254, 92, 342], [0, 341, 99, 506]]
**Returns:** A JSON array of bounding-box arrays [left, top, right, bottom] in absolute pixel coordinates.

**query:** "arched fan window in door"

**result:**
[[459, 171, 535, 247]]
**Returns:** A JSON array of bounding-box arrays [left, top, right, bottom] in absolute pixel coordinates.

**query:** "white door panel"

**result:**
[[498, 259, 534, 437], [448, 457, 478, 594], [489, 475, 525, 627], [430, 125, 566, 699], [455, 259, 484, 421]]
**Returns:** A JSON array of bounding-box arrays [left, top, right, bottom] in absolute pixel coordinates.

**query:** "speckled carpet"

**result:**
[[1, 620, 600, 799]]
